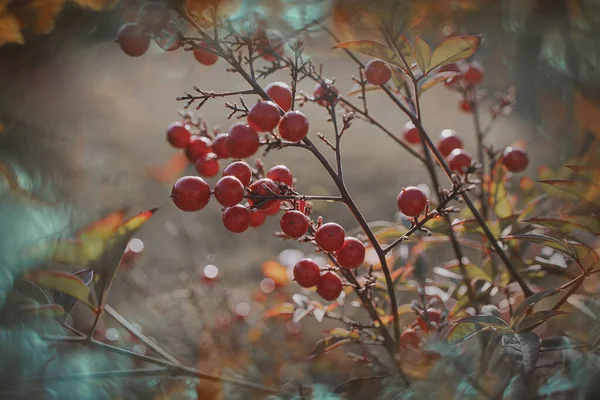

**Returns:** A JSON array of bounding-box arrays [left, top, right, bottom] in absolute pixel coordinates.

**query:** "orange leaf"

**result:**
[[9, 0, 65, 35], [0, 12, 24, 46], [146, 153, 188, 184], [76, 209, 127, 241], [263, 303, 294, 319], [261, 260, 289, 287]]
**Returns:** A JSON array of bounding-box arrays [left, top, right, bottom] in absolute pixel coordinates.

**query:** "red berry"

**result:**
[[402, 121, 421, 144], [266, 165, 293, 186], [317, 272, 343, 301], [335, 237, 365, 269], [222, 205, 250, 233], [166, 121, 191, 148], [364, 59, 392, 86], [437, 129, 463, 157], [223, 161, 252, 187], [247, 100, 281, 133], [400, 328, 420, 349], [314, 223, 345, 252], [248, 178, 281, 214], [171, 176, 210, 212], [280, 210, 309, 238], [194, 153, 220, 177], [248, 206, 266, 227], [266, 82, 293, 112], [214, 176, 245, 207], [397, 186, 428, 217], [313, 81, 338, 107], [502, 147, 529, 173], [155, 22, 181, 51], [117, 23, 150, 57], [261, 201, 281, 215], [463, 61, 484, 85], [185, 136, 212, 161], [211, 133, 230, 159], [138, 2, 170, 33], [293, 259, 321, 288], [226, 123, 260, 159], [278, 111, 309, 142], [417, 309, 442, 333], [447, 148, 473, 174], [459, 97, 472, 113], [439, 62, 462, 86], [193, 44, 219, 65], [256, 29, 285, 61]]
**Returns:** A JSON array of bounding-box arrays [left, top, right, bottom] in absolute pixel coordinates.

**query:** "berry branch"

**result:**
[[177, 88, 256, 110]]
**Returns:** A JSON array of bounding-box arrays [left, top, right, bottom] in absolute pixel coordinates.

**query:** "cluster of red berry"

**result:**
[[437, 60, 485, 112], [400, 309, 442, 349]]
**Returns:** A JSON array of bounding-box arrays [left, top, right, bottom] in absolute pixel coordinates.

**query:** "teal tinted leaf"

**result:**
[[501, 332, 540, 373]]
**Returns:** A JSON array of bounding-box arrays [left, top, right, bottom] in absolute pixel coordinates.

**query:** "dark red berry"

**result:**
[[248, 178, 280, 214], [313, 81, 338, 107], [447, 148, 473, 174], [211, 133, 230, 159], [314, 223, 345, 252], [317, 272, 343, 301], [364, 59, 392, 86], [166, 121, 191, 148], [194, 153, 220, 177], [437, 129, 463, 157], [155, 22, 181, 51], [280, 210, 309, 238], [223, 161, 252, 187], [117, 23, 150, 57], [214, 176, 245, 207], [278, 111, 309, 142], [397, 186, 428, 217], [247, 100, 281, 133], [459, 97, 472, 113], [402, 121, 421, 144], [400, 328, 420, 349], [463, 61, 484, 85], [248, 206, 266, 227], [293, 259, 321, 288], [138, 2, 170, 33], [502, 147, 529, 173], [417, 309, 442, 333], [335, 237, 365, 269], [266, 82, 293, 112], [171, 176, 210, 212], [222, 205, 250, 233], [266, 165, 293, 186], [226, 123, 260, 159], [185, 136, 212, 161], [193, 44, 219, 65]]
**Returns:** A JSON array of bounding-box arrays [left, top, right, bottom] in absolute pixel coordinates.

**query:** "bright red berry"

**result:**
[[261, 201, 281, 216], [280, 210, 309, 238], [278, 111, 309, 142], [402, 121, 421, 144], [171, 176, 210, 212], [166, 122, 191, 148], [266, 165, 293, 186], [185, 136, 212, 161], [335, 237, 365, 269], [117, 23, 150, 57], [211, 133, 230, 159], [459, 97, 472, 113], [266, 82, 293, 112], [223, 161, 252, 187], [193, 44, 219, 65], [463, 61, 484, 85], [248, 206, 266, 227], [317, 272, 343, 301], [400, 328, 420, 349], [293, 259, 321, 288], [437, 129, 463, 157], [313, 81, 339, 107], [138, 2, 170, 33], [447, 148, 473, 174], [226, 123, 260, 159], [397, 186, 428, 217], [364, 59, 392, 86], [502, 147, 529, 173], [222, 205, 250, 233], [417, 309, 442, 333], [247, 100, 281, 132], [155, 22, 181, 51], [314, 223, 345, 252], [194, 153, 220, 177], [248, 178, 281, 214], [214, 176, 245, 207]]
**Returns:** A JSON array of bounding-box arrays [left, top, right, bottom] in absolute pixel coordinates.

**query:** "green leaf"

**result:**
[[307, 336, 352, 359], [334, 376, 382, 394], [501, 332, 540, 373], [492, 167, 513, 219], [522, 218, 594, 242], [414, 37, 431, 74], [540, 336, 585, 352], [511, 289, 561, 325], [447, 323, 488, 344], [539, 179, 600, 209], [333, 40, 405, 71], [454, 315, 513, 332], [445, 261, 493, 282], [567, 165, 600, 186], [501, 234, 578, 259], [515, 310, 568, 333], [428, 35, 483, 73], [395, 35, 413, 64], [23, 270, 95, 310]]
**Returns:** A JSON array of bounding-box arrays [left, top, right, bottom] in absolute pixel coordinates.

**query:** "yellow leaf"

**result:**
[[71, 0, 118, 11], [261, 260, 289, 287], [414, 36, 431, 74], [24, 270, 95, 309], [10, 0, 65, 35], [0, 12, 24, 46], [76, 209, 127, 241], [333, 40, 406, 72], [427, 35, 483, 73], [51, 238, 105, 264]]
